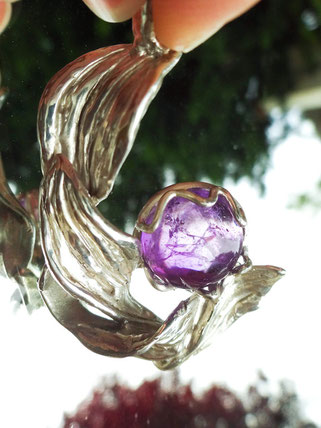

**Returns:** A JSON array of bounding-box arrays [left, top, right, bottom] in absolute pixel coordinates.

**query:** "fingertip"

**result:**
[[82, 0, 145, 23], [0, 2, 12, 35], [152, 0, 261, 53]]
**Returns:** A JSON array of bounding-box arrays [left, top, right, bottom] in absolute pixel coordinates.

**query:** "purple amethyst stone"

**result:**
[[139, 187, 245, 290]]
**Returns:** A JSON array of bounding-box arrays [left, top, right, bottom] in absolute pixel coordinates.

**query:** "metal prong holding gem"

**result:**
[[134, 182, 247, 293]]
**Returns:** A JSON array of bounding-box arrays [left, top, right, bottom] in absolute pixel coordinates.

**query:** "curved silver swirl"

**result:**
[[0, 69, 42, 311], [0, 0, 285, 369], [0, 155, 43, 311], [38, 4, 180, 203]]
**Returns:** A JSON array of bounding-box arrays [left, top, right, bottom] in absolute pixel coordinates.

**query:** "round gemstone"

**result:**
[[138, 187, 245, 290]]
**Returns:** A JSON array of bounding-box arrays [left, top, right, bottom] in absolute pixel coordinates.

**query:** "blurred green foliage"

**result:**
[[0, 0, 320, 227], [289, 179, 321, 210]]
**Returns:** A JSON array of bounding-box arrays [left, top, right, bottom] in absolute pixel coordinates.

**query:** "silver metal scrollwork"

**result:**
[[0, 1, 284, 369]]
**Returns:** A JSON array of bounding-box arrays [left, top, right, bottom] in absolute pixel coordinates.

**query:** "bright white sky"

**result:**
[[1, 110, 321, 428]]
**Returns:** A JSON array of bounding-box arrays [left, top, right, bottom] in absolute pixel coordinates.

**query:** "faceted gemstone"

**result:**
[[139, 187, 244, 290]]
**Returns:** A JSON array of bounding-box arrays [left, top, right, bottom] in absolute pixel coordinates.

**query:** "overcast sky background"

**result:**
[[1, 109, 321, 428]]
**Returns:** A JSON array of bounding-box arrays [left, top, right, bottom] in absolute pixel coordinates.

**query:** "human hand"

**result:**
[[82, 0, 145, 23], [152, 0, 261, 52], [0, 1, 11, 34], [81, 0, 261, 52], [0, 0, 19, 35]]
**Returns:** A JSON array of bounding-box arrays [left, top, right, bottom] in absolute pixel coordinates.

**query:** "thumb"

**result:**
[[152, 0, 261, 53]]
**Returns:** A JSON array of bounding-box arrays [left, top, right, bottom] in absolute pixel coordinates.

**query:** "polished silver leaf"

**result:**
[[38, 8, 180, 203], [40, 159, 159, 323], [39, 264, 216, 367], [0, 156, 41, 310], [38, 4, 179, 323], [198, 265, 285, 352], [39, 267, 162, 357], [144, 294, 216, 370], [15, 268, 43, 312], [0, 157, 35, 278]]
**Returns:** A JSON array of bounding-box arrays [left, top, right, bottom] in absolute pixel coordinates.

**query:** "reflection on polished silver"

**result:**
[[0, 74, 8, 110], [0, 70, 43, 312], [0, 1, 285, 369]]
